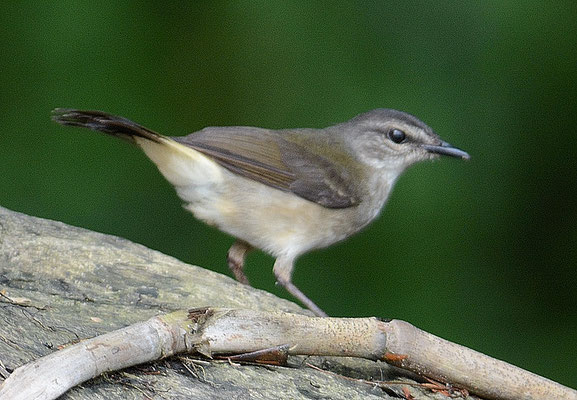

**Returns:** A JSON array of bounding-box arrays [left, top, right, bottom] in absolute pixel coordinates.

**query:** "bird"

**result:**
[[52, 108, 469, 316]]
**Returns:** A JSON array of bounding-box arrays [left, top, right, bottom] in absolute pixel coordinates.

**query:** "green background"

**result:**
[[1, 1, 576, 387]]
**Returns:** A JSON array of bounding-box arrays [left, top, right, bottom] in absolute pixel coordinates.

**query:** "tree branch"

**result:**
[[1, 307, 575, 400]]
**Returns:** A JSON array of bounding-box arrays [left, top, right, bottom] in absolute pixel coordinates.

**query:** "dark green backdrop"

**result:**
[[1, 1, 576, 387]]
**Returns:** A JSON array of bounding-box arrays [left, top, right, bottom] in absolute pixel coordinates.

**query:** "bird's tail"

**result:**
[[52, 108, 224, 189], [51, 109, 163, 144]]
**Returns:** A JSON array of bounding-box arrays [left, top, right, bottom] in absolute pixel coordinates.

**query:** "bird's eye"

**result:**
[[387, 129, 406, 144]]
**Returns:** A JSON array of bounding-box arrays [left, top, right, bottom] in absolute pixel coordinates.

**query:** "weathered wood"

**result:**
[[0, 206, 431, 400]]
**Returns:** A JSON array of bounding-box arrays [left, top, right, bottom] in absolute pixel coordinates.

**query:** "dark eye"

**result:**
[[387, 129, 406, 144]]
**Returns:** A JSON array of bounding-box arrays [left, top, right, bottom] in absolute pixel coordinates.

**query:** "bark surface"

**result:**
[[0, 206, 438, 400]]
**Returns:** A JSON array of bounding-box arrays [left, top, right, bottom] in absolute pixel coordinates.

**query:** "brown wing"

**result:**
[[172, 127, 359, 208]]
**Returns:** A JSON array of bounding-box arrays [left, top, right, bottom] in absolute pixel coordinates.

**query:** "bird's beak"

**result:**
[[423, 140, 470, 160]]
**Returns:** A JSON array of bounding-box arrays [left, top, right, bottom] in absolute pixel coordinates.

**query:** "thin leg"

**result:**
[[273, 257, 328, 317], [227, 240, 253, 285]]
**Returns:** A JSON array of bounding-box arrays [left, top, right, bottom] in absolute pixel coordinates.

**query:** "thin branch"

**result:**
[[0, 307, 575, 400]]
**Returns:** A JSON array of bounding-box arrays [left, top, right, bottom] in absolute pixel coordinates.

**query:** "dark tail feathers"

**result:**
[[51, 109, 163, 143]]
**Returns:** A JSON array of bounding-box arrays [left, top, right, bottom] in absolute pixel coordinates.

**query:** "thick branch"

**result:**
[[0, 206, 423, 400], [1, 206, 576, 400]]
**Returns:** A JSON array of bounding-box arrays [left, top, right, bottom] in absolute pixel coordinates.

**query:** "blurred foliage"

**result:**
[[1, 1, 576, 387]]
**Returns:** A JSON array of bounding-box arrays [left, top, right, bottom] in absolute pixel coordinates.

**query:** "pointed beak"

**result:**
[[423, 140, 470, 160]]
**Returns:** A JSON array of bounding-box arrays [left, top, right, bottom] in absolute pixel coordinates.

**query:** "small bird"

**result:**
[[52, 108, 469, 316]]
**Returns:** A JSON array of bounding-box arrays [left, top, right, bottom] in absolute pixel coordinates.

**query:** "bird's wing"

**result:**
[[172, 127, 359, 209]]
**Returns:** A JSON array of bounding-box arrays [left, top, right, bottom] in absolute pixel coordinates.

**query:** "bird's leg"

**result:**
[[226, 240, 253, 285], [273, 257, 328, 317]]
